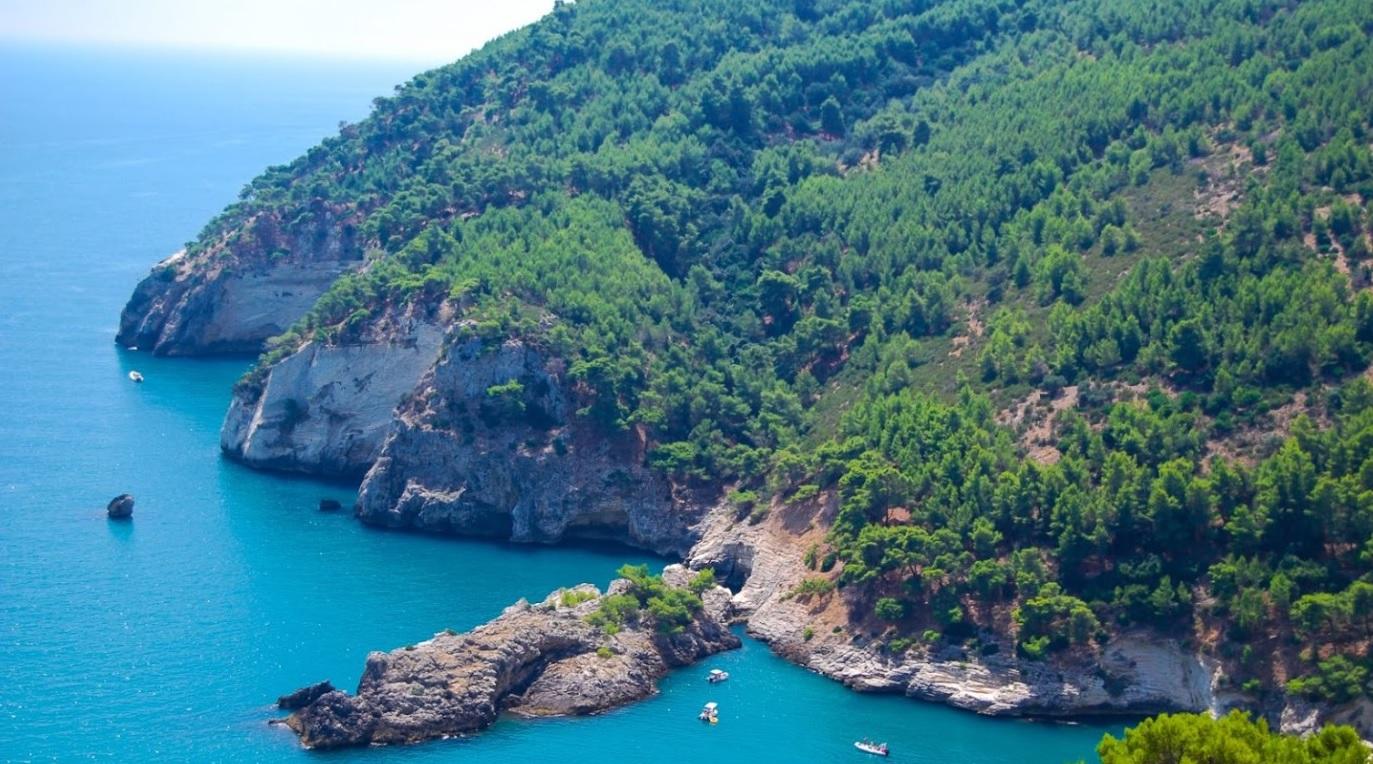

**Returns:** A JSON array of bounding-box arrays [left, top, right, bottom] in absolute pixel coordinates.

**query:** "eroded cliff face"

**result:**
[[117, 210, 361, 356], [282, 569, 740, 750], [354, 334, 707, 556], [686, 495, 1373, 740], [221, 320, 445, 477]]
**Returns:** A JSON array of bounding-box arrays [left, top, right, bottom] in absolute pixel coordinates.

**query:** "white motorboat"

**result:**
[[698, 701, 719, 724], [707, 668, 730, 683], [855, 740, 889, 756], [128, 371, 144, 383]]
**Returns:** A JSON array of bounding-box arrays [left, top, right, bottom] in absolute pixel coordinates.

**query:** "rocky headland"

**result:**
[[689, 493, 1373, 740], [118, 269, 1373, 743], [117, 206, 363, 356], [280, 566, 739, 749], [352, 332, 708, 556]]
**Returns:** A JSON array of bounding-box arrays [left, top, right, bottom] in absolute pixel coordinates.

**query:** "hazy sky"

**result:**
[[0, 0, 554, 64]]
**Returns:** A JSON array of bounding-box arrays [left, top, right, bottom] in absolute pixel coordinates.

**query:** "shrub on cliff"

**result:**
[[586, 594, 640, 636], [601, 564, 704, 635], [688, 568, 717, 595]]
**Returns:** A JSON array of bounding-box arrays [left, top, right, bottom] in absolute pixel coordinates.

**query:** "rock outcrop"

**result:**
[[280, 569, 739, 749], [117, 208, 362, 356], [221, 320, 444, 477], [106, 494, 134, 519], [277, 681, 335, 710], [687, 494, 1373, 740], [705, 496, 1222, 716], [354, 334, 707, 555]]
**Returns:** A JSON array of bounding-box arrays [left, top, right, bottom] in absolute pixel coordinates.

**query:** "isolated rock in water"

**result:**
[[281, 574, 739, 749], [278, 680, 336, 710], [318, 498, 342, 512], [106, 494, 134, 519]]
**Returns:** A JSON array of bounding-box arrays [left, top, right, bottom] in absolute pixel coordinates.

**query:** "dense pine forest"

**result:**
[[200, 0, 1373, 714]]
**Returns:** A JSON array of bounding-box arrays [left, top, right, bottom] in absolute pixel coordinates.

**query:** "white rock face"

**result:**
[[221, 322, 444, 476], [689, 496, 1225, 719], [191, 262, 356, 351], [119, 200, 365, 356], [354, 336, 708, 555]]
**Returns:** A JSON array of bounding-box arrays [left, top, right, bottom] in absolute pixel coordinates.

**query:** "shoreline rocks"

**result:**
[[687, 493, 1373, 741], [279, 569, 739, 749], [277, 681, 335, 710], [106, 494, 134, 519]]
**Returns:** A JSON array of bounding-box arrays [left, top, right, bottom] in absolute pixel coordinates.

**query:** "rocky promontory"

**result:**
[[354, 332, 708, 556], [280, 566, 739, 749], [116, 207, 363, 356]]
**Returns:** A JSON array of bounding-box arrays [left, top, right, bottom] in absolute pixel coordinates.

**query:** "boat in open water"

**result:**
[[855, 740, 889, 756]]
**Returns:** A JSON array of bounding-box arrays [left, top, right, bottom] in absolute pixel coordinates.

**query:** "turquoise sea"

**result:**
[[0, 46, 1123, 762]]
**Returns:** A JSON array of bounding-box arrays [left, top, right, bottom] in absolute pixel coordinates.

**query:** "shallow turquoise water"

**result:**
[[0, 46, 1123, 762]]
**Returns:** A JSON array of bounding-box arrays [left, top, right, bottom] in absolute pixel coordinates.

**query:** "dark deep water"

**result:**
[[0, 45, 1122, 762]]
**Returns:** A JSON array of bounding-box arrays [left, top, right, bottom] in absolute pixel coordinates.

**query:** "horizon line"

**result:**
[[0, 36, 466, 69]]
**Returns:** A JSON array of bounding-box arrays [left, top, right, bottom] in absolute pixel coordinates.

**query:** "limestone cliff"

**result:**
[[354, 332, 708, 556], [281, 569, 739, 750], [686, 494, 1373, 740], [221, 319, 445, 477], [117, 208, 361, 356]]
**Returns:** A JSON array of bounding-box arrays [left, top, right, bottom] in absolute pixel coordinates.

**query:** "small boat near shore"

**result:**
[[707, 668, 729, 684], [127, 371, 144, 383], [855, 740, 889, 756], [698, 701, 719, 724]]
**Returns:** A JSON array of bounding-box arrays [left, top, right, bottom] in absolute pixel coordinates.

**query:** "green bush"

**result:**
[[585, 594, 640, 635], [688, 568, 717, 595], [1097, 711, 1366, 763], [560, 589, 597, 608], [875, 597, 906, 622], [1286, 656, 1371, 704], [789, 577, 836, 599]]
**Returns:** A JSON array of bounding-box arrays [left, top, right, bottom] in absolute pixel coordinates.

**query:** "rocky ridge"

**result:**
[[281, 567, 739, 749]]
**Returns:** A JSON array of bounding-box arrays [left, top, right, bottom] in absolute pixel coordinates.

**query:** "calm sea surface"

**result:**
[[0, 45, 1122, 762]]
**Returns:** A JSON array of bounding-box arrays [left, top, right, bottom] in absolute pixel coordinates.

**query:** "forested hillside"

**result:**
[[156, 0, 1373, 710]]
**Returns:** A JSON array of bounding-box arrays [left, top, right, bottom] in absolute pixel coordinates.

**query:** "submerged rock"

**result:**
[[280, 572, 739, 749], [106, 494, 134, 519], [277, 681, 335, 710]]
